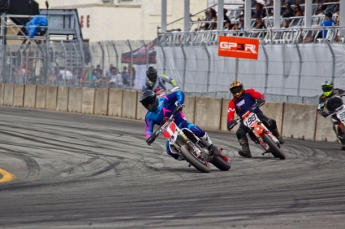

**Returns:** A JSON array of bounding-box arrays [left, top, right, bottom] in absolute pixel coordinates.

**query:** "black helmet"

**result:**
[[146, 66, 158, 82], [140, 90, 158, 112], [321, 80, 334, 97]]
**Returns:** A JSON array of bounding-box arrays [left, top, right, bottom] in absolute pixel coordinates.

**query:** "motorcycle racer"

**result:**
[[317, 80, 345, 150], [142, 66, 177, 93], [227, 80, 284, 158], [140, 89, 219, 160]]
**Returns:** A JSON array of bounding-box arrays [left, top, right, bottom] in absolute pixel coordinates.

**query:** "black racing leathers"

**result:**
[[317, 88, 345, 143]]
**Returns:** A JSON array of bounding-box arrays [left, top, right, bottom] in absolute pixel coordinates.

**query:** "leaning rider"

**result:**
[[227, 80, 284, 158], [142, 66, 177, 93], [139, 89, 219, 160], [317, 80, 345, 150]]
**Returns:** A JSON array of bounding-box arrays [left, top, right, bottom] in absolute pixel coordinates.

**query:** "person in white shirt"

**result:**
[[107, 67, 123, 87]]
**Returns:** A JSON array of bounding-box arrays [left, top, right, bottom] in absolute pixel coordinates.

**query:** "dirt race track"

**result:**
[[0, 106, 344, 229]]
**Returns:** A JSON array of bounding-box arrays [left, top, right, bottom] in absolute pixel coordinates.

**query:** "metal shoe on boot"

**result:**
[[340, 139, 345, 151], [272, 128, 285, 144], [238, 139, 252, 158], [208, 144, 221, 156]]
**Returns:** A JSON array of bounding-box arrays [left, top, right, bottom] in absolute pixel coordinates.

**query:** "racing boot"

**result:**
[[200, 133, 220, 156], [272, 128, 285, 144], [238, 138, 252, 158], [339, 138, 345, 151]]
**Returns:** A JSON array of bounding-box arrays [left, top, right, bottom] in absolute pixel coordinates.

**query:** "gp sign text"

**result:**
[[218, 36, 259, 60]]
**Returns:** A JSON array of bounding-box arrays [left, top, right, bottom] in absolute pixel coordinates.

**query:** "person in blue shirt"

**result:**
[[318, 12, 335, 38], [140, 90, 219, 160]]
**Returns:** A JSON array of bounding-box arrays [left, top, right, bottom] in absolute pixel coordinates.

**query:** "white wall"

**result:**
[[35, 0, 208, 42]]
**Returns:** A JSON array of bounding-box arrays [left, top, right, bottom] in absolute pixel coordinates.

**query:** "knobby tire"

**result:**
[[263, 134, 286, 160]]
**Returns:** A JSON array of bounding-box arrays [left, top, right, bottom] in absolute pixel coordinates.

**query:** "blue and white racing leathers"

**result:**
[[144, 90, 207, 160]]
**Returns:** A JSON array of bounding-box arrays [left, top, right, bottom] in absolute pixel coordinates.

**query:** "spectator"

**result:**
[[196, 9, 212, 30], [283, 0, 293, 4], [47, 67, 62, 84], [304, 12, 335, 42], [95, 64, 102, 75], [282, 19, 290, 28], [238, 17, 245, 30], [208, 8, 218, 30], [54, 67, 63, 81], [335, 13, 340, 42], [105, 64, 114, 80], [282, 2, 294, 18], [91, 70, 104, 88], [60, 68, 74, 82], [253, 3, 266, 19], [107, 66, 123, 88], [223, 8, 232, 30], [316, 12, 335, 38], [253, 16, 266, 29], [121, 66, 130, 86], [294, 3, 304, 17], [232, 18, 244, 35], [128, 64, 136, 87], [80, 66, 89, 84]]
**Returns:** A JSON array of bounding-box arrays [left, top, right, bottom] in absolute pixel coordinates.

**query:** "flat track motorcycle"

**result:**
[[325, 103, 345, 149], [231, 103, 286, 160], [147, 104, 231, 173]]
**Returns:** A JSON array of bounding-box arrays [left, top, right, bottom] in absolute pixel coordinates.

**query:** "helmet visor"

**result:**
[[148, 73, 157, 82], [230, 86, 242, 94], [141, 96, 157, 112], [322, 86, 333, 92]]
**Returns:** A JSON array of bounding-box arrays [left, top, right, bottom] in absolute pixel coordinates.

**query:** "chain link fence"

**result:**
[[0, 38, 343, 105]]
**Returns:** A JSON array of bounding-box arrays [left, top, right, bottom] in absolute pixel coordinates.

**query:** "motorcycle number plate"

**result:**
[[162, 122, 177, 139], [337, 107, 345, 122], [244, 113, 258, 127]]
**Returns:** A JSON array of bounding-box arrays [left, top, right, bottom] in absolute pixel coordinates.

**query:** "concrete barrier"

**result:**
[[68, 87, 82, 113], [13, 84, 24, 107], [4, 84, 14, 106], [24, 85, 36, 108], [315, 114, 338, 142], [282, 103, 317, 140], [108, 89, 123, 116], [194, 97, 222, 130], [46, 86, 57, 110], [35, 85, 46, 109], [122, 90, 137, 119], [94, 88, 109, 115], [260, 102, 284, 132], [0, 83, 4, 105], [56, 86, 69, 112], [183, 96, 195, 123], [82, 88, 95, 114], [136, 91, 147, 121]]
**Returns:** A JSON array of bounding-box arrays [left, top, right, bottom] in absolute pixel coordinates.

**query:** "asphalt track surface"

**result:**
[[0, 107, 344, 229]]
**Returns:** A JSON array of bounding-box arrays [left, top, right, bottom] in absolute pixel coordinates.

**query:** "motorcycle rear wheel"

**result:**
[[180, 145, 210, 173], [263, 134, 286, 160]]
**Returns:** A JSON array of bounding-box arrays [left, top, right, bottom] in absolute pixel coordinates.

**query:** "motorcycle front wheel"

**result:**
[[180, 145, 210, 173], [263, 134, 286, 160], [210, 151, 231, 171]]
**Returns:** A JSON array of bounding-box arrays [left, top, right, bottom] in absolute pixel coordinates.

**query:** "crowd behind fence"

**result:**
[[0, 37, 344, 105]]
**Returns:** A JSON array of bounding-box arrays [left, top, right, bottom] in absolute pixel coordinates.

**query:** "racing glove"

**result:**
[[256, 98, 265, 107], [318, 110, 329, 118], [227, 120, 237, 130]]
